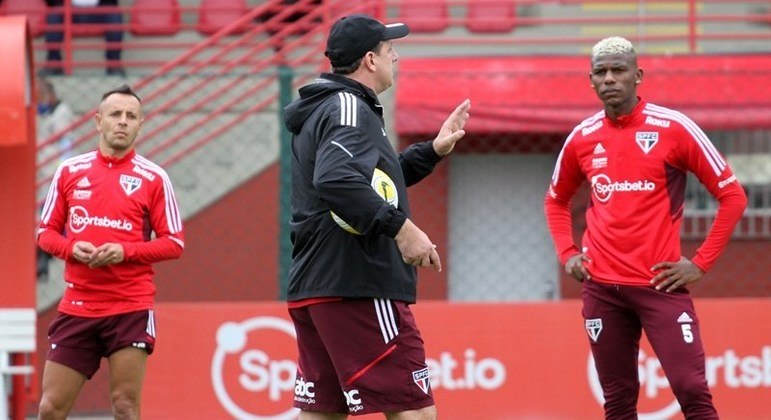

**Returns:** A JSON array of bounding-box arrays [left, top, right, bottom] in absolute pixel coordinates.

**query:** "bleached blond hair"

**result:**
[[591, 36, 636, 60]]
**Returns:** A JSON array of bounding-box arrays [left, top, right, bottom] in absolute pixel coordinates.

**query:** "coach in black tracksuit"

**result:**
[[282, 14, 470, 418], [285, 71, 445, 301]]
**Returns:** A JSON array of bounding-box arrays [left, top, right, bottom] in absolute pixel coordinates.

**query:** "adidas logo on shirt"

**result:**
[[677, 312, 693, 323], [593, 143, 606, 154], [76, 177, 91, 188]]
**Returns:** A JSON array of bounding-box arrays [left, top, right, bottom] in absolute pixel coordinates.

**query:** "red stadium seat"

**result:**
[[130, 0, 181, 36], [329, 1, 378, 21], [197, 0, 248, 35], [398, 0, 449, 33], [465, 0, 516, 33], [0, 0, 47, 37]]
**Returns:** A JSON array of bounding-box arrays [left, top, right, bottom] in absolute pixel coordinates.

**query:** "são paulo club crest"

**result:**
[[120, 174, 142, 196], [412, 367, 431, 394]]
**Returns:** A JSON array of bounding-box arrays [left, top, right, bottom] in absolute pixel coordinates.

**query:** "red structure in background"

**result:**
[[135, 300, 771, 419], [0, 0, 46, 36], [396, 55, 771, 135], [129, 0, 182, 36], [0, 15, 38, 420]]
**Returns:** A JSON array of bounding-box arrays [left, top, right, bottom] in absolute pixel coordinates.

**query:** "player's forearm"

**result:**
[[544, 196, 580, 264], [37, 229, 74, 261], [122, 237, 184, 264]]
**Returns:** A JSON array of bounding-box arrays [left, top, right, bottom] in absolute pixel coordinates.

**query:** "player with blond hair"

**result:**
[[544, 36, 746, 419]]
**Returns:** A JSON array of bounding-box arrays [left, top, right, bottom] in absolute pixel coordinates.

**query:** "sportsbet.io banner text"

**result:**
[[142, 300, 771, 419]]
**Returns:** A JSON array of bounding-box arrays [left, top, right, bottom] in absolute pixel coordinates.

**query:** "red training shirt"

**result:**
[[544, 99, 747, 286], [38, 150, 185, 316]]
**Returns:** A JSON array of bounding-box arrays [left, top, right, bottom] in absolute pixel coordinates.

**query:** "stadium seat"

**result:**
[[0, 0, 47, 37], [329, 1, 377, 21], [197, 0, 248, 36], [130, 0, 181, 36], [398, 0, 449, 33], [465, 0, 516, 33]]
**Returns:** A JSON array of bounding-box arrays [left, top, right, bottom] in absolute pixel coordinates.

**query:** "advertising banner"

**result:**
[[143, 299, 771, 419]]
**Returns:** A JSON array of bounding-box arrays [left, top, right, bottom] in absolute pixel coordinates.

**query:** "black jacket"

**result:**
[[283, 73, 443, 303]]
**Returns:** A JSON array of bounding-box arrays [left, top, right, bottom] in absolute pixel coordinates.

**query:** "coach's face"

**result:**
[[590, 53, 642, 110], [371, 40, 399, 94], [95, 93, 144, 158]]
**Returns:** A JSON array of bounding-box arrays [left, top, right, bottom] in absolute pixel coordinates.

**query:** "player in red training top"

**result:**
[[36, 84, 184, 420], [544, 37, 746, 419]]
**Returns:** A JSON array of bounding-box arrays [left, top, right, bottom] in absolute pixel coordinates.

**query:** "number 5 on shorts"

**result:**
[[681, 324, 694, 343]]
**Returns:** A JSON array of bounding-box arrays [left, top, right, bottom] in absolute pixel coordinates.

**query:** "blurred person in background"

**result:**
[[36, 84, 184, 419], [36, 76, 76, 280], [41, 0, 125, 76], [544, 36, 747, 419], [283, 14, 470, 420], [37, 76, 75, 162]]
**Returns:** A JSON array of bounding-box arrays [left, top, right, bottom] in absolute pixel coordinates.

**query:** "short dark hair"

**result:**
[[101, 84, 141, 103], [331, 42, 384, 75]]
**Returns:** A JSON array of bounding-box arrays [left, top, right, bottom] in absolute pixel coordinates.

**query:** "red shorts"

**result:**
[[289, 299, 434, 415], [46, 310, 156, 379]]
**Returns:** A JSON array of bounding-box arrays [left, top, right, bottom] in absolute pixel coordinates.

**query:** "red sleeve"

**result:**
[[122, 175, 185, 264], [544, 133, 584, 265], [37, 168, 74, 261], [38, 230, 75, 261], [122, 237, 183, 263], [675, 123, 747, 272]]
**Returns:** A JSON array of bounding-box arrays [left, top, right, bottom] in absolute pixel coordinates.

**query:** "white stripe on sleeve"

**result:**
[[338, 92, 358, 127], [644, 104, 725, 176], [133, 156, 184, 234]]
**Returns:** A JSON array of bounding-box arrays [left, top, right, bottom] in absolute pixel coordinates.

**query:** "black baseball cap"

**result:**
[[325, 14, 410, 68]]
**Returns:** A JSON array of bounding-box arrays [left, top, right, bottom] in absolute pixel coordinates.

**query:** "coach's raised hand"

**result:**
[[432, 99, 471, 156]]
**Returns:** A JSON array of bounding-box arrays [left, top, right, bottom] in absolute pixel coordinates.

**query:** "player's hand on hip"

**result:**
[[395, 218, 442, 272], [432, 99, 471, 156], [565, 253, 592, 282], [72, 241, 97, 264], [88, 242, 125, 268], [650, 256, 704, 293]]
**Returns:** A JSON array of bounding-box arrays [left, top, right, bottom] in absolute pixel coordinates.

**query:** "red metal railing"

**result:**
[[384, 0, 771, 53], [31, 0, 384, 204], [9, 0, 769, 202], [7, 0, 767, 74], [25, 0, 384, 73]]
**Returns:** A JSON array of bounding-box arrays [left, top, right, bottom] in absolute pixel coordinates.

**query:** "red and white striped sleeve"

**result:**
[[37, 162, 75, 260], [651, 104, 748, 272]]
